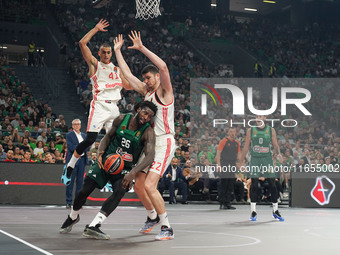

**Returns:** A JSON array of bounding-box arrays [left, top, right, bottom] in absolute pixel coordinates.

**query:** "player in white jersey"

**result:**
[[61, 19, 132, 186], [114, 32, 177, 240]]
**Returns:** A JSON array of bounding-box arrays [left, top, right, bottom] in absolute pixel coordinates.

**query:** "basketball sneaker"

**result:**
[[83, 224, 110, 240], [61, 164, 73, 186], [273, 210, 285, 221], [155, 225, 174, 241], [250, 211, 257, 221], [59, 215, 80, 234], [139, 215, 160, 233]]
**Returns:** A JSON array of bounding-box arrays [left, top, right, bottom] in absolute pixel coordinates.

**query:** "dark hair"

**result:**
[[141, 64, 159, 75], [100, 43, 111, 49], [135, 101, 158, 116]]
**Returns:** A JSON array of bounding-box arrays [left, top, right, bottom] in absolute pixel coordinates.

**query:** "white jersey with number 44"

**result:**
[[144, 91, 175, 137], [89, 61, 123, 101]]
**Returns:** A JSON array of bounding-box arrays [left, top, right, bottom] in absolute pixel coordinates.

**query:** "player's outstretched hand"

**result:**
[[128, 30, 143, 50], [113, 34, 124, 52], [95, 19, 109, 32], [122, 172, 135, 190]]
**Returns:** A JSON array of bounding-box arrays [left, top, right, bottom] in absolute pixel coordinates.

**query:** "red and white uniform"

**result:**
[[144, 90, 176, 176], [87, 61, 122, 132]]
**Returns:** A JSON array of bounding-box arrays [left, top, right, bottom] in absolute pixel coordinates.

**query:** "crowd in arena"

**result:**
[[1, 1, 339, 203], [0, 54, 70, 164]]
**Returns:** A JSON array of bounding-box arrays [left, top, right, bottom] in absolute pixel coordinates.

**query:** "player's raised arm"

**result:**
[[113, 34, 147, 95], [79, 19, 109, 72], [128, 31, 173, 94]]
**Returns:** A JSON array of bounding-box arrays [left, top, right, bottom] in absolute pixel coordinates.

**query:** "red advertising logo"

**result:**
[[310, 176, 335, 206]]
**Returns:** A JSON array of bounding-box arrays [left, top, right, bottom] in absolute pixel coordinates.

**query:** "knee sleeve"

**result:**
[[76, 132, 97, 155]]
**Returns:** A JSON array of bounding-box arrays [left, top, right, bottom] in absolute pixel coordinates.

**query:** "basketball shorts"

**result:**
[[249, 156, 277, 178], [138, 134, 176, 176], [86, 161, 123, 189], [87, 100, 119, 133]]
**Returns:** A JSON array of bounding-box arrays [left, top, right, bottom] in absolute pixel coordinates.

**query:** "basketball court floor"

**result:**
[[0, 204, 338, 255]]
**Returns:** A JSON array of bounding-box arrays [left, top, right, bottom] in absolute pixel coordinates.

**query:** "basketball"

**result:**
[[103, 154, 124, 175]]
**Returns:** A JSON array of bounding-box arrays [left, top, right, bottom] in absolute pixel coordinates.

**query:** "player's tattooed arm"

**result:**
[[122, 127, 155, 189]]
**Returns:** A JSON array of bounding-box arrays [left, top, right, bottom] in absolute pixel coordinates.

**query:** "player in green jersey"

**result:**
[[240, 115, 285, 222], [59, 101, 157, 239]]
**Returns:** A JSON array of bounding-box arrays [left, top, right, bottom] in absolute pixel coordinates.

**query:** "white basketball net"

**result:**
[[135, 0, 161, 20]]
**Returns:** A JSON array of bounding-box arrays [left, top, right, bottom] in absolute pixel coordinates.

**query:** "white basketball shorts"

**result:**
[[138, 134, 176, 176], [87, 100, 119, 133]]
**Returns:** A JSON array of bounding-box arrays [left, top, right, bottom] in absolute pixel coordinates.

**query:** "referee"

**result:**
[[216, 127, 241, 210]]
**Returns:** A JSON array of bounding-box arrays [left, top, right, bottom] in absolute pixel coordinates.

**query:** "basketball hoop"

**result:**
[[135, 0, 161, 20]]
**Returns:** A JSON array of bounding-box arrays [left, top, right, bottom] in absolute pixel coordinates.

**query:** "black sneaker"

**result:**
[[155, 225, 174, 240], [250, 211, 257, 221], [59, 215, 80, 234], [273, 210, 285, 221], [82, 224, 110, 240], [139, 215, 160, 233]]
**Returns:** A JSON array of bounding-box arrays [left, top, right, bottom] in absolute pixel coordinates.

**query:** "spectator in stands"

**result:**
[[46, 127, 55, 142], [3, 138, 14, 152], [163, 157, 189, 204], [49, 140, 57, 155], [61, 142, 67, 161], [198, 145, 215, 163], [180, 151, 190, 164], [21, 130, 35, 143], [90, 141, 100, 154], [20, 137, 33, 155], [88, 152, 97, 165], [180, 139, 190, 153], [11, 113, 20, 129], [174, 147, 183, 161], [30, 111, 40, 127], [37, 131, 48, 144], [59, 119, 69, 133], [0, 144, 7, 161], [13, 147, 24, 162], [33, 141, 44, 158], [22, 151, 35, 163], [4, 150, 15, 162], [55, 133, 66, 145], [11, 128, 21, 143], [44, 152, 55, 163], [55, 149, 65, 164]]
